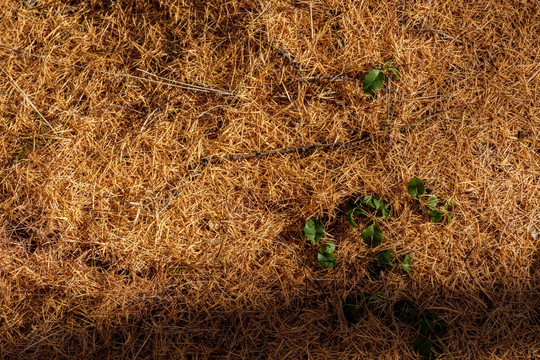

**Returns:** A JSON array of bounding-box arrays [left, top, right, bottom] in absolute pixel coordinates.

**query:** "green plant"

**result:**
[[407, 177, 456, 224], [304, 218, 336, 268], [343, 290, 387, 323], [317, 241, 336, 268], [304, 217, 324, 244], [345, 194, 391, 228], [343, 292, 366, 324], [367, 250, 412, 280], [400, 254, 412, 274], [361, 222, 384, 248], [362, 59, 400, 95], [407, 177, 425, 200], [412, 311, 448, 359]]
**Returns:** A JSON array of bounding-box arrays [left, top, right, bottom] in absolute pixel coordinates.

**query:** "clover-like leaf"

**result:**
[[317, 250, 335, 268], [345, 199, 365, 228], [304, 217, 324, 244], [362, 223, 384, 248], [363, 69, 385, 95], [429, 210, 444, 223], [401, 254, 412, 274], [320, 241, 336, 255], [408, 177, 425, 200]]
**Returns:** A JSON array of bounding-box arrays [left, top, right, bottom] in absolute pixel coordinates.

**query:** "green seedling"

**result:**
[[400, 254, 413, 274], [407, 177, 456, 223], [343, 295, 359, 323], [362, 59, 400, 95], [304, 218, 336, 268], [317, 241, 336, 268], [376, 249, 393, 265], [408, 177, 425, 200], [362, 222, 384, 248], [304, 217, 324, 244], [343, 292, 366, 323], [345, 195, 391, 228]]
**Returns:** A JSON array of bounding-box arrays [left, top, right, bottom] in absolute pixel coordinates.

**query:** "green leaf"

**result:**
[[362, 195, 375, 207], [345, 199, 365, 228], [425, 196, 439, 211], [304, 217, 324, 244], [376, 249, 393, 265], [408, 177, 425, 200], [445, 201, 456, 210], [360, 195, 391, 218], [380, 201, 391, 218], [320, 241, 336, 254], [363, 69, 385, 95], [401, 254, 412, 274], [429, 210, 444, 223], [343, 295, 359, 323], [413, 336, 433, 357], [317, 251, 335, 268], [361, 223, 384, 248]]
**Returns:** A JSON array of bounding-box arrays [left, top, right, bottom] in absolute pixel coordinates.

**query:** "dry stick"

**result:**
[[303, 75, 358, 82], [0, 44, 236, 97], [136, 69, 238, 97], [198, 136, 372, 168], [0, 63, 57, 134], [464, 245, 494, 308]]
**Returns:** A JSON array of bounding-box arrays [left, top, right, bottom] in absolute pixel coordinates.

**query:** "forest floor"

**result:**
[[0, 0, 539, 359]]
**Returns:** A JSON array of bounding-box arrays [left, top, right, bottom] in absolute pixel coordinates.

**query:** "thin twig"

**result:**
[[381, 270, 390, 302], [195, 135, 372, 169], [0, 63, 56, 134], [413, 26, 463, 44], [136, 69, 237, 97], [130, 206, 141, 230], [303, 75, 358, 82], [0, 44, 236, 97], [464, 245, 494, 308]]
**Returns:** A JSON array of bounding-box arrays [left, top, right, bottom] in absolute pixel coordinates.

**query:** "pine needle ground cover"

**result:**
[[0, 0, 538, 358]]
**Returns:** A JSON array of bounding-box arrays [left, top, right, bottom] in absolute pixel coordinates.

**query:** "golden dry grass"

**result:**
[[0, 0, 539, 358]]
